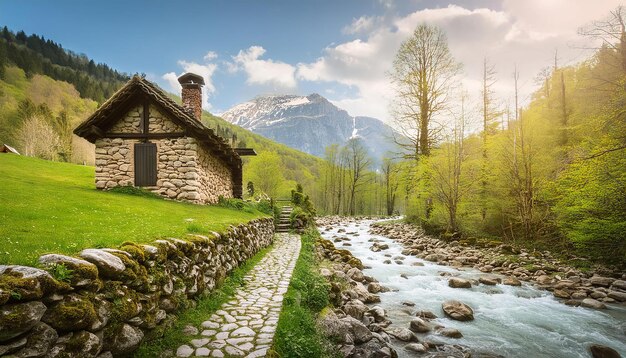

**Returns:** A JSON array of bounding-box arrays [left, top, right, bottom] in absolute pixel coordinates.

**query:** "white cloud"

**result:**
[[343, 16, 377, 35], [295, 2, 623, 124], [161, 59, 218, 110], [203, 51, 218, 61], [230, 46, 297, 89], [162, 72, 180, 92]]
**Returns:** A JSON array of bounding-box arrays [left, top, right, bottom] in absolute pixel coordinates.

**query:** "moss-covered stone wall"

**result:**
[[0, 218, 274, 357]]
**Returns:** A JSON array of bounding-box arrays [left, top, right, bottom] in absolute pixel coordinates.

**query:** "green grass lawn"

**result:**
[[0, 154, 267, 266]]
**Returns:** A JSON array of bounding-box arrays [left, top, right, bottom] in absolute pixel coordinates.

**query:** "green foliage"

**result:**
[[134, 244, 273, 357], [272, 228, 334, 358], [0, 65, 98, 163], [0, 155, 267, 266], [254, 198, 275, 216], [47, 264, 74, 283], [289, 183, 316, 228], [217, 196, 246, 210], [0, 27, 128, 102], [401, 29, 626, 266]]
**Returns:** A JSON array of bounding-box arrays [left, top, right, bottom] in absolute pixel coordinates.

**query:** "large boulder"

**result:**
[[9, 322, 57, 357], [503, 277, 522, 286], [368, 306, 386, 323], [442, 300, 474, 321], [38, 254, 99, 286], [448, 278, 472, 289], [437, 327, 463, 338], [343, 300, 369, 320], [0, 265, 62, 303], [409, 318, 431, 333], [104, 323, 144, 355], [0, 336, 27, 356], [607, 290, 626, 302], [318, 311, 351, 343], [415, 310, 438, 320], [0, 301, 47, 342], [343, 316, 373, 344], [368, 282, 387, 294], [387, 327, 416, 342], [79, 249, 126, 278], [589, 344, 621, 358], [42, 294, 98, 331], [589, 276, 615, 287], [581, 298, 607, 310], [479, 276, 499, 286], [610, 280, 626, 291], [347, 267, 365, 282]]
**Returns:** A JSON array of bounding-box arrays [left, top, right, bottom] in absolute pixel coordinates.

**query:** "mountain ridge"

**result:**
[[221, 93, 397, 162]]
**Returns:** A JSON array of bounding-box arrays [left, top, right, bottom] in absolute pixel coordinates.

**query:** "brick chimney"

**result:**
[[177, 73, 205, 120]]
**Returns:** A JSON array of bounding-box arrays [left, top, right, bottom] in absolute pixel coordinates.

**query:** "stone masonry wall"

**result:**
[[196, 141, 234, 203], [0, 218, 274, 357], [94, 104, 234, 204]]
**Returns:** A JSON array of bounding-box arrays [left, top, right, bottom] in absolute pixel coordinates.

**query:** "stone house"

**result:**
[[74, 73, 253, 204]]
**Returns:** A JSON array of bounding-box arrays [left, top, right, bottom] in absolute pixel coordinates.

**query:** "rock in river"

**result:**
[[437, 327, 463, 338], [589, 344, 621, 358], [409, 318, 431, 333], [442, 300, 474, 321], [448, 277, 472, 288], [503, 277, 522, 286]]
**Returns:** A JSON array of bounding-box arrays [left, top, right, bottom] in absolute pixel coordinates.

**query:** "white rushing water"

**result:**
[[319, 219, 626, 358]]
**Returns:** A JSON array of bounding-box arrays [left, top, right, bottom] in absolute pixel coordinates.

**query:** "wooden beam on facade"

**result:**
[[142, 100, 150, 142], [103, 132, 186, 139]]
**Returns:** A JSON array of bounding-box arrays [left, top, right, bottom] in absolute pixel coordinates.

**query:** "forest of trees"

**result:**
[[305, 8, 626, 265], [384, 8, 626, 265], [0, 26, 128, 102]]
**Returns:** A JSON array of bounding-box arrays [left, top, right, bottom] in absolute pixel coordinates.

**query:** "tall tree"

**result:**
[[246, 151, 285, 198], [390, 23, 461, 159], [480, 58, 498, 221], [345, 138, 372, 216], [579, 5, 626, 77], [381, 158, 400, 216], [430, 92, 471, 231]]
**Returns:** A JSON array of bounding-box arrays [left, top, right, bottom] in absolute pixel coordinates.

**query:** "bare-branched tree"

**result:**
[[390, 23, 461, 160]]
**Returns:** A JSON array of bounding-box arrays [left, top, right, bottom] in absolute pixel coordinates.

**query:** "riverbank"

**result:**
[[316, 216, 626, 358], [366, 220, 626, 308]]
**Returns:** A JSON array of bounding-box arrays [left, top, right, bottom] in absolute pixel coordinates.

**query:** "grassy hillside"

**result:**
[[0, 154, 267, 266], [0, 65, 98, 164]]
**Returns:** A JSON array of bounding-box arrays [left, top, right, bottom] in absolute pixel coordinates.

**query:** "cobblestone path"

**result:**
[[176, 233, 301, 358]]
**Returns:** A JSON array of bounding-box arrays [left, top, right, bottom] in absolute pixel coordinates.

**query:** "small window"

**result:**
[[134, 143, 157, 186]]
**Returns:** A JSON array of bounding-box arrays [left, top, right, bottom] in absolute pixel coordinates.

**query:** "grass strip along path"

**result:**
[[0, 155, 266, 266], [172, 233, 301, 358], [270, 228, 337, 358]]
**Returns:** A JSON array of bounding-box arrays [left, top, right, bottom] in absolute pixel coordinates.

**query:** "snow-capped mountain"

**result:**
[[220, 94, 397, 162]]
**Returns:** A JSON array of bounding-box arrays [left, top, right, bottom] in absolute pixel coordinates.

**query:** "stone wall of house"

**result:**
[[0, 218, 275, 357], [94, 104, 234, 204], [196, 142, 234, 203]]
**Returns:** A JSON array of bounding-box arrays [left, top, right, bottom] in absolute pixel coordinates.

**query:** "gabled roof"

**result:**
[[73, 75, 241, 166], [1, 144, 20, 154]]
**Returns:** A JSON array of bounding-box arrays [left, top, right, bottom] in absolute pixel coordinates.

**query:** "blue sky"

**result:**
[[0, 0, 622, 122]]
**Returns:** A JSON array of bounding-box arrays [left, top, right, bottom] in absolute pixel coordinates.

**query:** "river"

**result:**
[[319, 219, 626, 358]]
